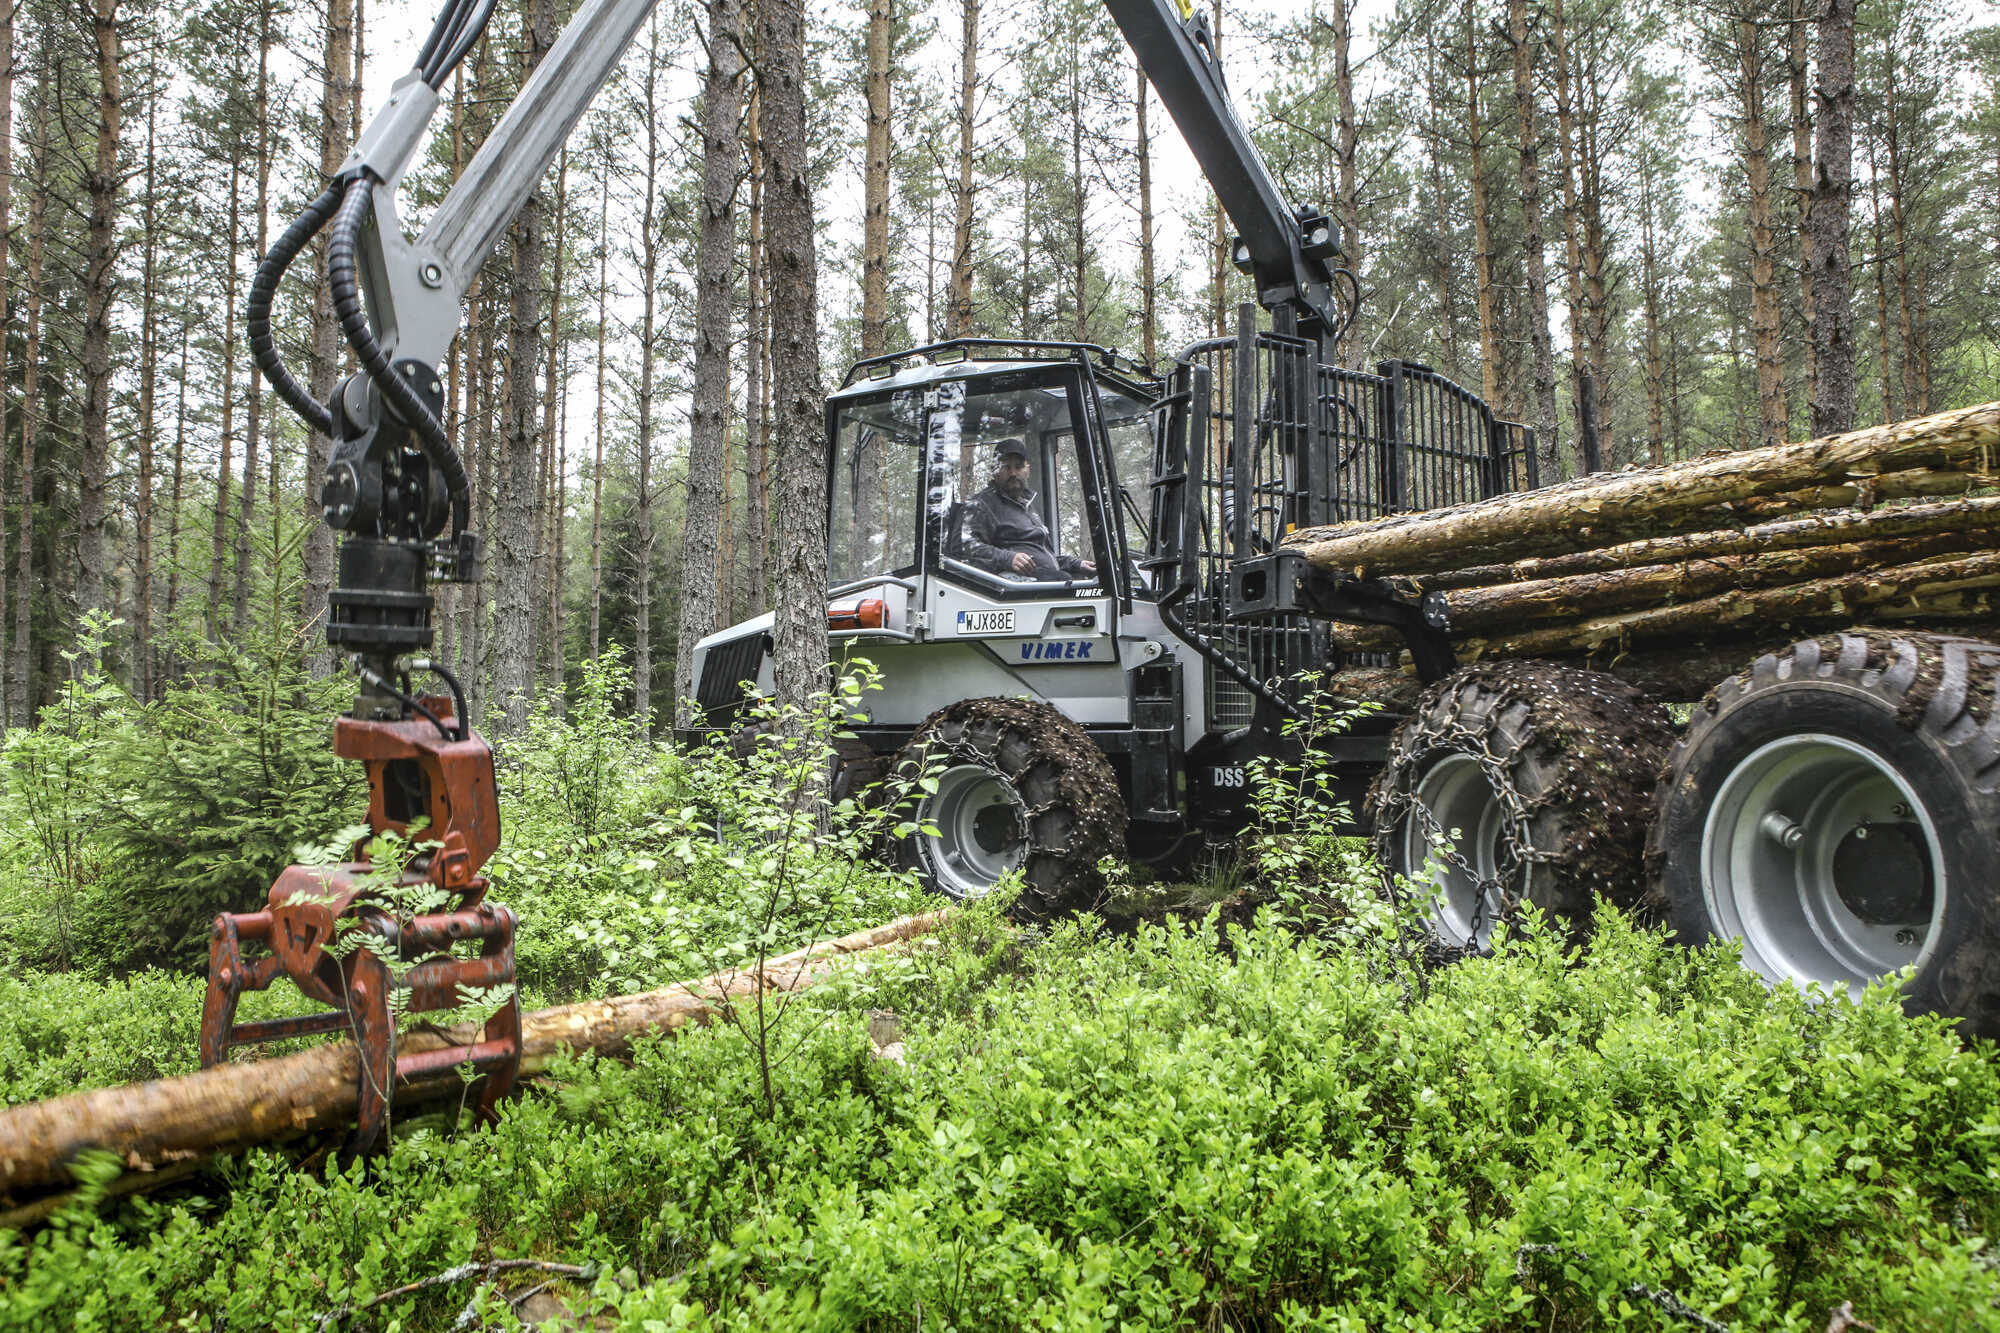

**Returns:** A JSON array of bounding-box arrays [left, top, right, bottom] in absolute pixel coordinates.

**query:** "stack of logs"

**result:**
[[1293, 401, 2000, 707]]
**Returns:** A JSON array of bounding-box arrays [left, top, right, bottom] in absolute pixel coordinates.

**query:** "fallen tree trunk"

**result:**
[[0, 912, 946, 1205], [1290, 401, 2000, 577], [1331, 550, 2000, 661], [1398, 495, 2000, 592]]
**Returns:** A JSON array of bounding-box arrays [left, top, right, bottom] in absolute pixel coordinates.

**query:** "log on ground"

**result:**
[[1289, 401, 2000, 577], [0, 912, 946, 1204]]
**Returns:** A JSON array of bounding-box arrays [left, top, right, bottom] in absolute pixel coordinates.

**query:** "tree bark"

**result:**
[[756, 0, 828, 725], [76, 0, 124, 632], [632, 17, 666, 725], [675, 0, 744, 719], [1135, 60, 1155, 368], [1789, 0, 1816, 411], [946, 0, 977, 337], [745, 79, 771, 615], [0, 914, 945, 1205], [1808, 0, 1856, 435], [588, 146, 608, 661], [540, 149, 570, 707], [234, 18, 274, 637], [1508, 0, 1559, 480], [1291, 400, 2000, 576], [306, 0, 359, 664], [10, 86, 47, 725], [490, 0, 557, 735], [1328, 0, 1359, 368], [1735, 12, 1787, 448], [1462, 0, 1501, 409]]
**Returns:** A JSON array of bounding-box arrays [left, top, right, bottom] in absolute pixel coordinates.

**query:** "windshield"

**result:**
[[829, 367, 1100, 588]]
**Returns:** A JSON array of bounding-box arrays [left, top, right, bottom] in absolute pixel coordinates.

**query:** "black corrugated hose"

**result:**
[[246, 183, 342, 439], [325, 174, 471, 540]]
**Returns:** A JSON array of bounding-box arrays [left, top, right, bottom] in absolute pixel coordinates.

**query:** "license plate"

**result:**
[[956, 609, 1015, 635]]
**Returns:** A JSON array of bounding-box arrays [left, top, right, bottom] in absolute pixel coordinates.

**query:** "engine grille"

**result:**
[[695, 633, 766, 729]]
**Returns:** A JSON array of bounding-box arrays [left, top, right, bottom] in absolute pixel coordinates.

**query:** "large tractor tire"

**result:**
[[1369, 662, 1677, 952], [891, 697, 1126, 918], [1650, 631, 2000, 1036]]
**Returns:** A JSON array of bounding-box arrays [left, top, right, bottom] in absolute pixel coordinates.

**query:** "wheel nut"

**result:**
[[1897, 929, 1919, 947], [1759, 811, 1804, 849]]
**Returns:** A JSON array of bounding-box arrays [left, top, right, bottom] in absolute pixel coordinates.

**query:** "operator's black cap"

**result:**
[[993, 438, 1028, 461]]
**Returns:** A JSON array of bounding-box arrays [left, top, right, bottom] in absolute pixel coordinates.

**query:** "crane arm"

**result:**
[[1100, 0, 1351, 345]]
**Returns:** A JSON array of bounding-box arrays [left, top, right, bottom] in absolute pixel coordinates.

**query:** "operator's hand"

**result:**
[[1011, 551, 1036, 574], [1079, 559, 1097, 575]]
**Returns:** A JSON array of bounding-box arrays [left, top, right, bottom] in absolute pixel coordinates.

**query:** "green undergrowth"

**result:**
[[4, 900, 1996, 1331], [0, 648, 925, 1103]]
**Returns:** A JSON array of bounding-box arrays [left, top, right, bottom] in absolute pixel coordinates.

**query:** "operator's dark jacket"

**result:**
[[960, 485, 1088, 581]]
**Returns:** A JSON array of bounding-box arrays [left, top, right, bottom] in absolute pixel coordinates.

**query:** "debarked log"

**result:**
[[0, 912, 947, 1205], [1289, 401, 2000, 577], [1332, 550, 2000, 660]]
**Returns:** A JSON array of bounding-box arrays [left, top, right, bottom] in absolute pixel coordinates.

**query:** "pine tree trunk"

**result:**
[[745, 84, 770, 615], [1868, 135, 1896, 423], [1463, 2, 1500, 409], [947, 0, 977, 337], [1882, 50, 1922, 416], [1809, 0, 1856, 435], [1790, 0, 1816, 410], [588, 154, 608, 660], [675, 0, 744, 718], [234, 22, 274, 636], [1134, 60, 1156, 368], [756, 0, 827, 724], [1638, 154, 1667, 462], [1328, 0, 1359, 368], [861, 0, 891, 356], [1424, 42, 1460, 382], [1737, 13, 1787, 448], [210, 160, 242, 628], [76, 0, 124, 632], [134, 65, 157, 701], [632, 18, 665, 726], [1509, 0, 1559, 480], [1549, 0, 1587, 471], [490, 0, 556, 734], [306, 0, 358, 664], [0, 1, 13, 720], [10, 89, 46, 725], [540, 149, 569, 707]]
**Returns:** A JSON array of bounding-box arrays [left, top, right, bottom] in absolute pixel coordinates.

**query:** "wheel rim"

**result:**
[[1701, 732, 1945, 997], [916, 762, 1027, 899], [1400, 753, 1509, 948]]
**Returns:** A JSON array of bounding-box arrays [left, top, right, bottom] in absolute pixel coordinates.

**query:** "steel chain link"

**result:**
[[1376, 717, 1555, 946]]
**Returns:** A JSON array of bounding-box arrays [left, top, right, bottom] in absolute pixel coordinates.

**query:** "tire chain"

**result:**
[[1372, 721, 1550, 948]]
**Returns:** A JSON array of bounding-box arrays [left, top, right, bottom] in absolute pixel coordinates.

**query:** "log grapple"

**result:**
[[200, 701, 520, 1160]]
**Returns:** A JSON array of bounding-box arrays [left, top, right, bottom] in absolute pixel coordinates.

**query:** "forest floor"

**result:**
[[0, 659, 1997, 1330]]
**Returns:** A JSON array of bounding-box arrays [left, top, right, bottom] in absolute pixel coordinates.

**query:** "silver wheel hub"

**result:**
[[915, 761, 1027, 899], [1401, 754, 1508, 949], [1701, 732, 1944, 996]]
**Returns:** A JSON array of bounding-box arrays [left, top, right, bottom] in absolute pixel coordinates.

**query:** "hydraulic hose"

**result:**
[[325, 174, 472, 540], [247, 183, 343, 440]]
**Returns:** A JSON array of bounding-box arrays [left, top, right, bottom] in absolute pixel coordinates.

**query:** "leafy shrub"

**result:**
[[8, 906, 1998, 1331]]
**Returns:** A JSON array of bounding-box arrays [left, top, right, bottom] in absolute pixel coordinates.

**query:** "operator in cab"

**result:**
[[960, 439, 1097, 582]]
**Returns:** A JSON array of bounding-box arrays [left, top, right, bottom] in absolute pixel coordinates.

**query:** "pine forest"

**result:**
[[1, 0, 1999, 1325]]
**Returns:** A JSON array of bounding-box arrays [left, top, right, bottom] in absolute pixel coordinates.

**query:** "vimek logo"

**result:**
[[1019, 640, 1097, 662]]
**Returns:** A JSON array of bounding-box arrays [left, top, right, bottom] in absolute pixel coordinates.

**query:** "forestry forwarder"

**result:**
[[689, 2, 2000, 1034]]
